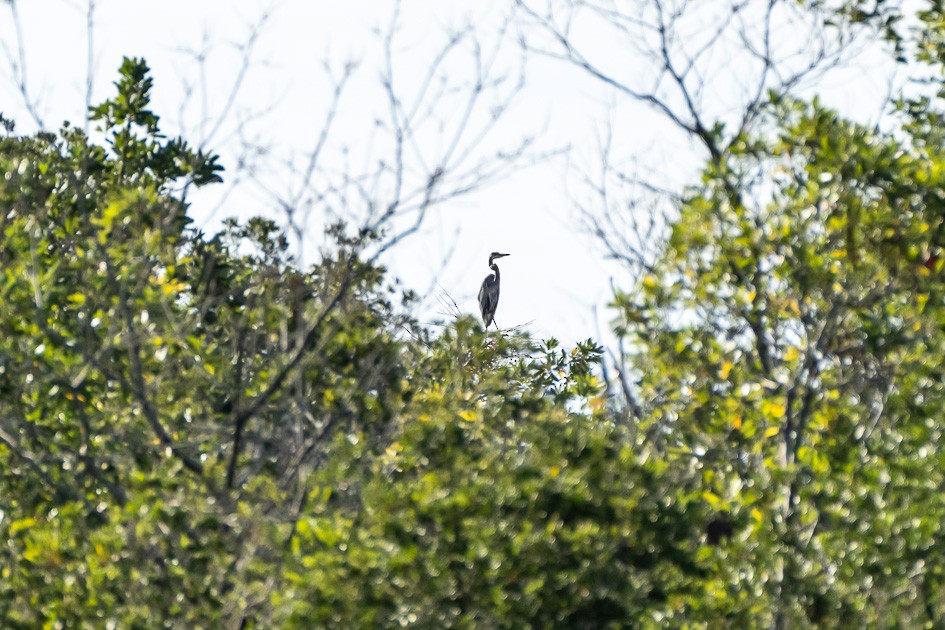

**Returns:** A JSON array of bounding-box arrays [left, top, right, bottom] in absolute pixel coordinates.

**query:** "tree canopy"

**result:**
[[3, 1, 945, 627]]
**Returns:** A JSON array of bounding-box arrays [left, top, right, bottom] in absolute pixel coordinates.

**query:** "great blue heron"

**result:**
[[478, 252, 509, 329]]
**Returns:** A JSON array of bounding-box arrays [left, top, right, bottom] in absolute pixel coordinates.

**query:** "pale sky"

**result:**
[[0, 0, 899, 347]]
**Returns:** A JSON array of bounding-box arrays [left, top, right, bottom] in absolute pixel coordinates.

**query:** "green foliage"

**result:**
[[5, 9, 945, 624], [613, 86, 945, 625], [277, 323, 715, 628], [3, 58, 700, 627], [89, 57, 223, 187], [0, 58, 405, 626]]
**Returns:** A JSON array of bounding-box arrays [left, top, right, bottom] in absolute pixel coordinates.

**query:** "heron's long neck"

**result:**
[[491, 263, 500, 283]]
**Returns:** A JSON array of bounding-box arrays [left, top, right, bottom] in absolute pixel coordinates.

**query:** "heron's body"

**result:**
[[478, 252, 508, 328]]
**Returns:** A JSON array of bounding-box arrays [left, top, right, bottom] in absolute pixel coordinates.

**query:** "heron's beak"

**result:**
[[496, 253, 510, 258]]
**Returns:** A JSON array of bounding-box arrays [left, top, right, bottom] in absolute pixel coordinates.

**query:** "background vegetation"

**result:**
[[2, 0, 945, 627]]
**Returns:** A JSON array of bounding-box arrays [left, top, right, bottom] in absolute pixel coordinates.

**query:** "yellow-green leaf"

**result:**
[[9, 517, 37, 535]]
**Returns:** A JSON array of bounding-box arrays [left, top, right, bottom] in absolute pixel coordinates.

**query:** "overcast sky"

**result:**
[[0, 0, 899, 347]]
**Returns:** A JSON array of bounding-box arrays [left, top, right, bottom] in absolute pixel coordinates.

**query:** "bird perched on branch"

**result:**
[[478, 252, 509, 329]]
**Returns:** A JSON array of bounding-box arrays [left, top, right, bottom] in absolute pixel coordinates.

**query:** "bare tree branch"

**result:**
[[2, 0, 45, 129]]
